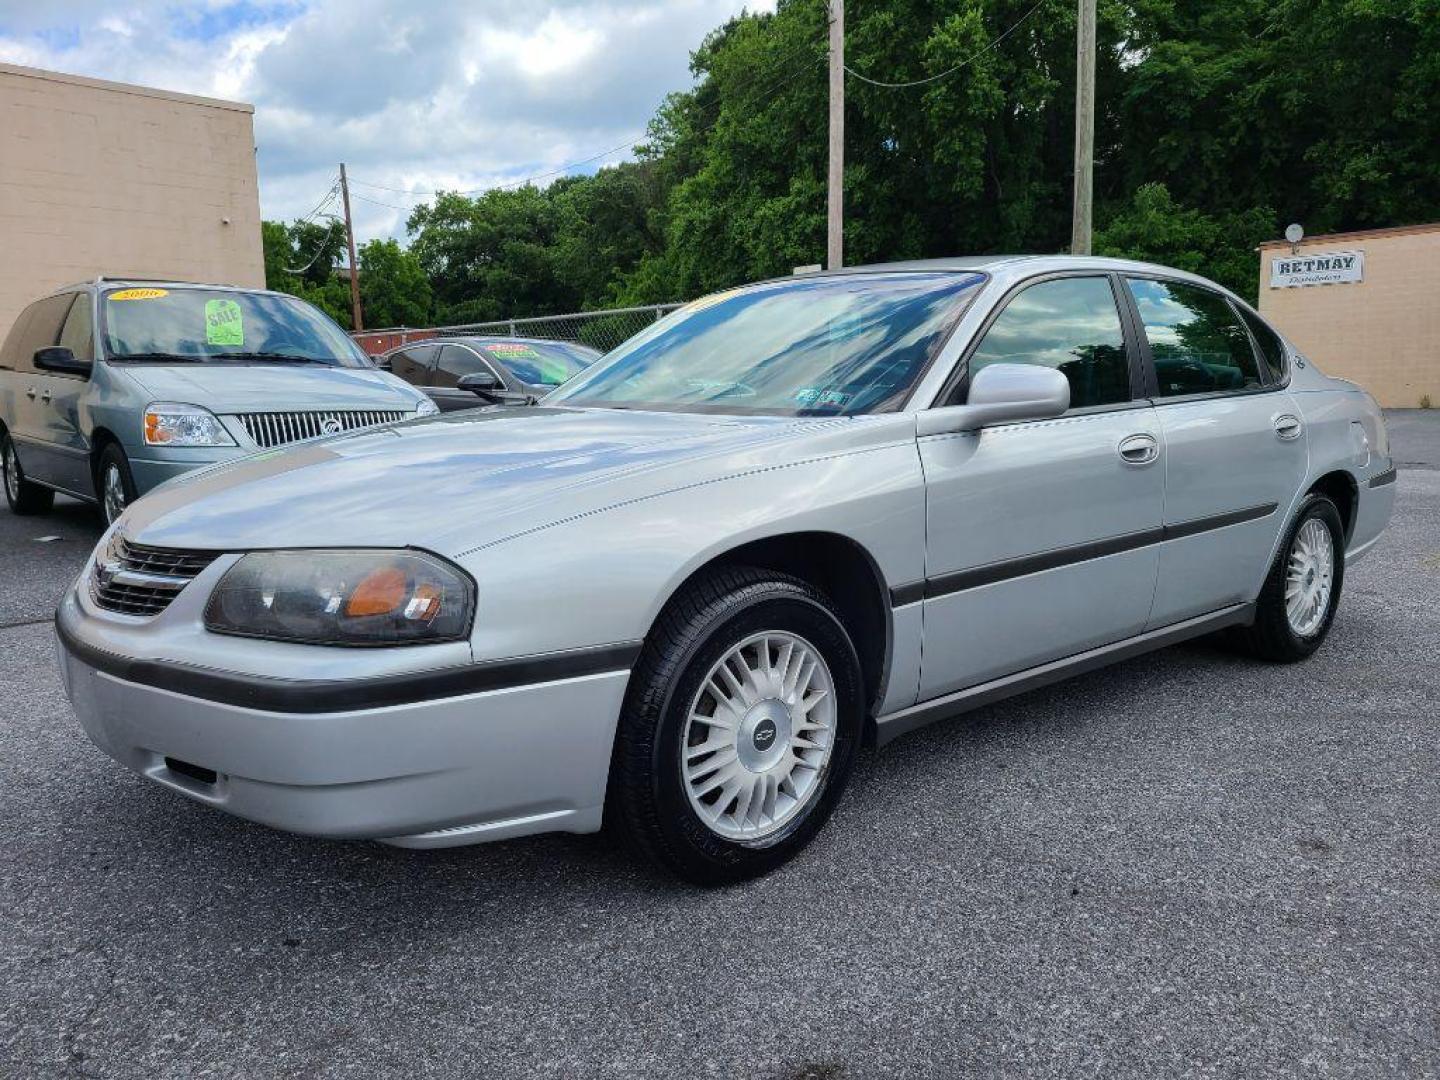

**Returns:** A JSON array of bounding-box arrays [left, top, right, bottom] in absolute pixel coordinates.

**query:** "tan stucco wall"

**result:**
[[0, 63, 264, 338], [1258, 224, 1440, 408]]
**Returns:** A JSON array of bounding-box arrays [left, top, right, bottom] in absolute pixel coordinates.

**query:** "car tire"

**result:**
[[95, 443, 137, 525], [609, 565, 865, 885], [1, 430, 55, 516], [1234, 493, 1346, 663]]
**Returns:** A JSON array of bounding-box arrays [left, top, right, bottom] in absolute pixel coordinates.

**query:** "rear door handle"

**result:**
[[1274, 413, 1303, 440], [25, 386, 37, 400], [1118, 432, 1159, 466], [40, 390, 52, 404]]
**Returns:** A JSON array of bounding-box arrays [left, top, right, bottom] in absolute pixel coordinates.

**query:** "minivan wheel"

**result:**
[[1234, 493, 1345, 663], [609, 566, 864, 884], [1, 431, 55, 515], [96, 443, 137, 525]]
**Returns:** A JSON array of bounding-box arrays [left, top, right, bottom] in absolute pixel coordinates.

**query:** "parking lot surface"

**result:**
[[3, 414, 1437, 1078]]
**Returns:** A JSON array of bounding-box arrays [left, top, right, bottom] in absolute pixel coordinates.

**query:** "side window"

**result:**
[[1127, 278, 1264, 397], [388, 345, 435, 385], [433, 344, 495, 389], [1237, 306, 1287, 383], [965, 276, 1132, 409], [0, 305, 36, 372], [12, 295, 75, 371], [57, 295, 94, 366]]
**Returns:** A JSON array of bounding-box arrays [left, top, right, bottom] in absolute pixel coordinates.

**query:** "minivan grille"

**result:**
[[90, 536, 218, 617], [235, 410, 407, 449]]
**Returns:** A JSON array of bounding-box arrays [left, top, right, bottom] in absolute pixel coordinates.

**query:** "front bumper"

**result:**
[[127, 447, 250, 498], [56, 590, 633, 847]]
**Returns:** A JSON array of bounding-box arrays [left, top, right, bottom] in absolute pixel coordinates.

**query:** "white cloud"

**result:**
[[0, 0, 777, 240]]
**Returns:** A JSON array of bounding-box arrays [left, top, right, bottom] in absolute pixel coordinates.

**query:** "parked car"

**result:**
[[0, 279, 436, 523], [379, 336, 601, 411], [57, 257, 1395, 883]]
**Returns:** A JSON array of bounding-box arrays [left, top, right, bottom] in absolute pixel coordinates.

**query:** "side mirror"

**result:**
[[916, 362, 1070, 436], [34, 346, 92, 377], [458, 371, 503, 396]]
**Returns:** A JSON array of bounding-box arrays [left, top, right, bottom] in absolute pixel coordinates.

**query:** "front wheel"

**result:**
[[2, 431, 55, 515], [95, 443, 137, 525], [1234, 493, 1345, 662], [609, 566, 865, 884]]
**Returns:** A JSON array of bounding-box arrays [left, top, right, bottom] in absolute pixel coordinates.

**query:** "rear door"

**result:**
[[918, 273, 1166, 698], [1122, 276, 1308, 627]]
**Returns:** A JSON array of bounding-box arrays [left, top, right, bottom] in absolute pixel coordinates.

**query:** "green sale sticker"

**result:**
[[205, 299, 244, 346]]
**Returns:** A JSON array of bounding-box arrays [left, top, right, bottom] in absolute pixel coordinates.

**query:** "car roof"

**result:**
[[49, 278, 289, 297], [775, 254, 1219, 281]]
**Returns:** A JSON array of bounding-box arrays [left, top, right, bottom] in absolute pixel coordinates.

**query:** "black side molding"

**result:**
[[874, 602, 1256, 746], [917, 503, 1277, 602], [1368, 467, 1397, 488], [56, 617, 642, 714]]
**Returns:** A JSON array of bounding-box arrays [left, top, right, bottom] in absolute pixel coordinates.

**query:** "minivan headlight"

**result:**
[[144, 402, 236, 446], [204, 550, 474, 646]]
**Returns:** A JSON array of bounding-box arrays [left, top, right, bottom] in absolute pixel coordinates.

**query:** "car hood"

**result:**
[[111, 362, 425, 413], [121, 406, 907, 556]]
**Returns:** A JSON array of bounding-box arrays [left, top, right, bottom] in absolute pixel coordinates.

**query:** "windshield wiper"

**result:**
[[109, 352, 210, 363]]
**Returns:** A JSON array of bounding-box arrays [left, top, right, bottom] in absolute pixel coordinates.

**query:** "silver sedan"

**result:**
[[56, 257, 1396, 883]]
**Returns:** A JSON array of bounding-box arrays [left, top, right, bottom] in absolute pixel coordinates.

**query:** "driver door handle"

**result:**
[[1117, 432, 1159, 466], [25, 386, 37, 400], [40, 390, 52, 404]]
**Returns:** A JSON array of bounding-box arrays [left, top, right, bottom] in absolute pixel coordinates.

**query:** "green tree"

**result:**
[[358, 238, 432, 328]]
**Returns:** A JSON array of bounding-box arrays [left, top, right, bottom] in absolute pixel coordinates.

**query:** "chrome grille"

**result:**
[[90, 536, 218, 617], [234, 410, 407, 449]]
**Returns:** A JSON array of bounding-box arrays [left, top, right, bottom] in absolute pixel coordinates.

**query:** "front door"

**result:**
[[4, 293, 78, 489], [1121, 276, 1309, 627], [32, 293, 95, 493], [917, 274, 1166, 699], [430, 344, 507, 411]]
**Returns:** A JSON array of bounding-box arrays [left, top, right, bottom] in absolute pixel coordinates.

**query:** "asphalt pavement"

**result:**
[[2, 414, 1437, 1078]]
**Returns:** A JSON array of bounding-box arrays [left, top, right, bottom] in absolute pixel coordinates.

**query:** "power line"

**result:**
[[843, 0, 1046, 88], [282, 217, 344, 275]]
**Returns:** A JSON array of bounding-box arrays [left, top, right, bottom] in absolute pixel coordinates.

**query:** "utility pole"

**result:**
[[1070, 0, 1096, 255], [827, 0, 844, 270], [339, 162, 364, 331]]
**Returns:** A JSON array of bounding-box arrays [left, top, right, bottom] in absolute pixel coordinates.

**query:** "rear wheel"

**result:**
[[1, 431, 54, 515], [95, 443, 137, 525], [609, 566, 864, 884], [1234, 494, 1345, 662]]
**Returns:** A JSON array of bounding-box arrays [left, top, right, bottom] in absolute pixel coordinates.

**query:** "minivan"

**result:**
[[0, 279, 435, 523]]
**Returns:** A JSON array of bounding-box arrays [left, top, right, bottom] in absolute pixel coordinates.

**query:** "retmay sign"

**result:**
[[1270, 250, 1364, 289]]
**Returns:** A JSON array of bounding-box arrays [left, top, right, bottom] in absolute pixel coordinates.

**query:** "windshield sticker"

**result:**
[[483, 344, 542, 360], [205, 299, 244, 346], [794, 387, 850, 409], [108, 288, 169, 301]]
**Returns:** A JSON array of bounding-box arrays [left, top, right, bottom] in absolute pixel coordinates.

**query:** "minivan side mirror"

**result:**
[[916, 362, 1070, 436], [33, 346, 92, 378]]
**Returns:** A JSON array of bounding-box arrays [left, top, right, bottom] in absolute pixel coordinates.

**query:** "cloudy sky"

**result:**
[[0, 0, 774, 240]]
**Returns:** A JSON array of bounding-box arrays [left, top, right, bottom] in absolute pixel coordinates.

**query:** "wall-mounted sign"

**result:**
[[1270, 249, 1364, 289]]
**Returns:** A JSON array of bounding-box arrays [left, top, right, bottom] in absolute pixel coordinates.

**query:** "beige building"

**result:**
[[0, 62, 264, 338], [1258, 223, 1440, 408]]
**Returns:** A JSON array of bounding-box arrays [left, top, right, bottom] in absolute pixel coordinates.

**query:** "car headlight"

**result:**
[[204, 550, 474, 646], [144, 402, 236, 447], [415, 398, 439, 416]]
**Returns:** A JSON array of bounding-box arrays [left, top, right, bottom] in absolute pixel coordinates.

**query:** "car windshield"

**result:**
[[102, 287, 370, 367], [548, 272, 985, 415], [474, 340, 597, 386]]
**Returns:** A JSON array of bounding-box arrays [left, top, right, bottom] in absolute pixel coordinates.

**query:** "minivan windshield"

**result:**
[[548, 272, 986, 415], [102, 287, 371, 367]]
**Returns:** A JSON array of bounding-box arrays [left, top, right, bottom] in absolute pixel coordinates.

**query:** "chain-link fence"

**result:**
[[353, 303, 684, 357]]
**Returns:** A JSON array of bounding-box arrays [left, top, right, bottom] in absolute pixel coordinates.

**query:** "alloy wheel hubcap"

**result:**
[[681, 630, 837, 841], [103, 464, 125, 523], [1285, 518, 1334, 637]]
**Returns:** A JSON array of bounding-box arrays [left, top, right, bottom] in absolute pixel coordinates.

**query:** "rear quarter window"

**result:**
[[1237, 306, 1287, 383]]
